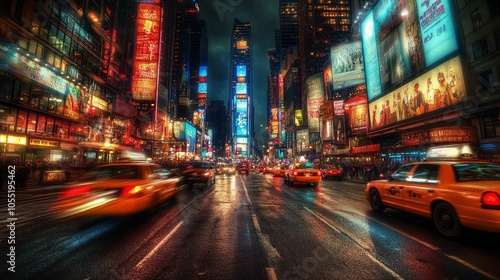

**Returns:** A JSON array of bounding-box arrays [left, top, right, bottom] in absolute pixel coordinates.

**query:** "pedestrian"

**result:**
[[38, 161, 48, 185]]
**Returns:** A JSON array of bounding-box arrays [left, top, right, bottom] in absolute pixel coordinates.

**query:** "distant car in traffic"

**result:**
[[237, 161, 251, 175], [182, 161, 216, 188], [319, 165, 343, 181], [284, 162, 322, 187], [273, 165, 288, 177], [365, 144, 500, 238]]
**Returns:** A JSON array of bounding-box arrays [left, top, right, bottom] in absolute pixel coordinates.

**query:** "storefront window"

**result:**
[[54, 119, 61, 137], [27, 113, 37, 134], [37, 115, 46, 134], [16, 111, 27, 133], [0, 106, 16, 132], [0, 73, 14, 101], [46, 118, 54, 136], [30, 86, 44, 109], [18, 83, 30, 105], [48, 91, 64, 114], [61, 121, 70, 139]]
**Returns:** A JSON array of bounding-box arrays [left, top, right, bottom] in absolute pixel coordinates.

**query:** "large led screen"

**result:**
[[237, 65, 246, 77], [185, 122, 197, 153], [361, 11, 382, 101], [362, 0, 458, 103], [199, 66, 207, 77], [235, 99, 248, 136], [306, 73, 324, 133], [131, 3, 161, 101], [236, 83, 247, 94], [417, 0, 459, 67], [330, 42, 365, 90], [368, 56, 465, 130], [198, 82, 207, 93]]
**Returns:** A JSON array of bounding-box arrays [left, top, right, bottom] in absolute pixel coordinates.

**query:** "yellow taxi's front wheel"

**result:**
[[433, 202, 462, 238], [369, 189, 386, 212]]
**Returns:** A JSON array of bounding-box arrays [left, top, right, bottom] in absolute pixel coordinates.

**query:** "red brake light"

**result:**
[[482, 191, 500, 208], [121, 185, 144, 197], [317, 171, 322, 176], [60, 186, 90, 199]]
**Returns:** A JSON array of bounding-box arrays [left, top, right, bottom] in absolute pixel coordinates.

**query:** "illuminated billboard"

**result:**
[[368, 56, 465, 130], [417, 0, 459, 67], [198, 82, 207, 93], [306, 73, 324, 133], [131, 3, 161, 101], [361, 11, 382, 101], [236, 83, 247, 94], [237, 65, 246, 77], [185, 122, 197, 153], [361, 0, 459, 102], [199, 66, 207, 77], [345, 94, 368, 135], [330, 41, 365, 90], [235, 99, 248, 136], [323, 64, 334, 101]]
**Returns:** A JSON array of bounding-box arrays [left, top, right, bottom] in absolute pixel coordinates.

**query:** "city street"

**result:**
[[1, 171, 499, 279]]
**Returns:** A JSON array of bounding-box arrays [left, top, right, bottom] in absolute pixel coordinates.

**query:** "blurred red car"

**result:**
[[319, 165, 343, 181], [273, 165, 288, 177]]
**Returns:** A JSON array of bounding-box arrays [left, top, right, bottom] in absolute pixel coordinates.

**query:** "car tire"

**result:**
[[312, 183, 318, 187], [433, 202, 462, 238], [369, 189, 386, 212]]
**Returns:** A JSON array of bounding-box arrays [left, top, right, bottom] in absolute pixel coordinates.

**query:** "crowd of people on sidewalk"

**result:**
[[332, 162, 402, 181], [0, 160, 74, 189]]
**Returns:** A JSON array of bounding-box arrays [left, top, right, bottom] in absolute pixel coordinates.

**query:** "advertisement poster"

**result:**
[[306, 73, 324, 133], [344, 93, 368, 135], [330, 42, 365, 90], [417, 0, 459, 67], [235, 99, 248, 136], [368, 56, 465, 130], [131, 3, 161, 101]]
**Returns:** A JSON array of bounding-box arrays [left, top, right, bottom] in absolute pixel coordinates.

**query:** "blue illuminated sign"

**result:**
[[236, 83, 247, 94], [236, 65, 246, 77], [417, 0, 459, 67], [361, 11, 382, 101], [198, 82, 207, 93], [199, 66, 207, 77]]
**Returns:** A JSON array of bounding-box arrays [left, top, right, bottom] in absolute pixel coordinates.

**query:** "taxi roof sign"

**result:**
[[425, 144, 477, 161], [115, 149, 147, 162]]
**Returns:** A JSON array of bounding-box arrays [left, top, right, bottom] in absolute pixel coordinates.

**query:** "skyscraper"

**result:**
[[280, 0, 299, 50], [229, 18, 253, 159]]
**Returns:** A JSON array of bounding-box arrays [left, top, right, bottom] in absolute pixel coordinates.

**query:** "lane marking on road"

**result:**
[[242, 175, 280, 280], [134, 221, 184, 270], [444, 254, 499, 280], [304, 206, 404, 280], [239, 174, 252, 205]]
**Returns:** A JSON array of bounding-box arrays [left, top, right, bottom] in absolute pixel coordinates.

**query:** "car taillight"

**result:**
[[482, 191, 500, 209], [121, 185, 144, 197], [60, 186, 90, 199], [317, 171, 322, 176], [203, 171, 212, 177]]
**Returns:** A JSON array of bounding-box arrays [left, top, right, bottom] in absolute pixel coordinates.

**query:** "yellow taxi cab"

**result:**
[[284, 161, 322, 187], [365, 144, 500, 237], [52, 151, 180, 218]]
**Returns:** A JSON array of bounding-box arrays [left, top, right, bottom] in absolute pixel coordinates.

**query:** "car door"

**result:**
[[402, 164, 439, 216], [381, 164, 415, 208]]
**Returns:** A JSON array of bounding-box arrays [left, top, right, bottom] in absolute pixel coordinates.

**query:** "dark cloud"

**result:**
[[199, 0, 279, 129]]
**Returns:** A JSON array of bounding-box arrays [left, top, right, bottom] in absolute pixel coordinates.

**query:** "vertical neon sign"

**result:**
[[131, 1, 161, 101]]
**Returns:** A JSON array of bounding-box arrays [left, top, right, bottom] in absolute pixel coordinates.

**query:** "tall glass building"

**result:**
[[228, 18, 253, 159]]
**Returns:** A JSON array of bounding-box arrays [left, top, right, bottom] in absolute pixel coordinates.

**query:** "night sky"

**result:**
[[199, 0, 279, 131]]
